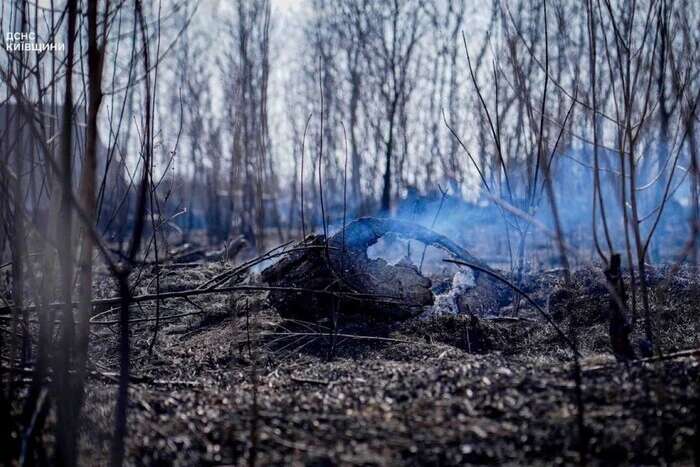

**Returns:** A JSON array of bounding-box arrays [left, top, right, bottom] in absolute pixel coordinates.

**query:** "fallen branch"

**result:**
[[225, 331, 441, 351], [197, 240, 295, 290], [89, 310, 206, 326], [0, 365, 202, 387], [0, 284, 410, 316], [583, 347, 700, 373], [198, 244, 335, 291], [95, 371, 202, 387]]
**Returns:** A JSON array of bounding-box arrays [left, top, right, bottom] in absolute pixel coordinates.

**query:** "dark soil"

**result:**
[[5, 261, 700, 465]]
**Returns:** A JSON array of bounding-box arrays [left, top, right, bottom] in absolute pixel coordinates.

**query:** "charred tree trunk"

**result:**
[[349, 69, 362, 212], [263, 217, 490, 321], [55, 0, 79, 463], [381, 99, 398, 214], [605, 254, 636, 361]]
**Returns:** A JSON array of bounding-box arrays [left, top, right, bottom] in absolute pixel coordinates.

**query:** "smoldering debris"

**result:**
[[261, 217, 494, 322]]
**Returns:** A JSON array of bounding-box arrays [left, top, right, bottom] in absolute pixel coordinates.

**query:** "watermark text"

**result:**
[[5, 32, 65, 52]]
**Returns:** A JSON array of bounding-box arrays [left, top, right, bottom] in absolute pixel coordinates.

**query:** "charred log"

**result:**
[[262, 217, 490, 321]]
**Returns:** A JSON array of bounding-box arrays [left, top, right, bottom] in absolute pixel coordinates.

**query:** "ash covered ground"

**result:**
[[9, 247, 698, 466]]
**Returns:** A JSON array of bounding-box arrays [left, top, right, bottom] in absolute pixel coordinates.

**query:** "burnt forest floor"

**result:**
[[6, 258, 700, 466]]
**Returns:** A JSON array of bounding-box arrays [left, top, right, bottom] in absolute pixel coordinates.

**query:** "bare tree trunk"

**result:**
[[381, 99, 398, 213], [55, 0, 78, 464], [348, 70, 362, 212], [111, 2, 151, 465], [76, 0, 107, 397]]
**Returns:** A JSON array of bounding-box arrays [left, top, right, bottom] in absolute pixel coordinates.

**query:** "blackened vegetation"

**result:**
[[4, 257, 695, 465], [2, 0, 700, 465], [1, 220, 700, 464]]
